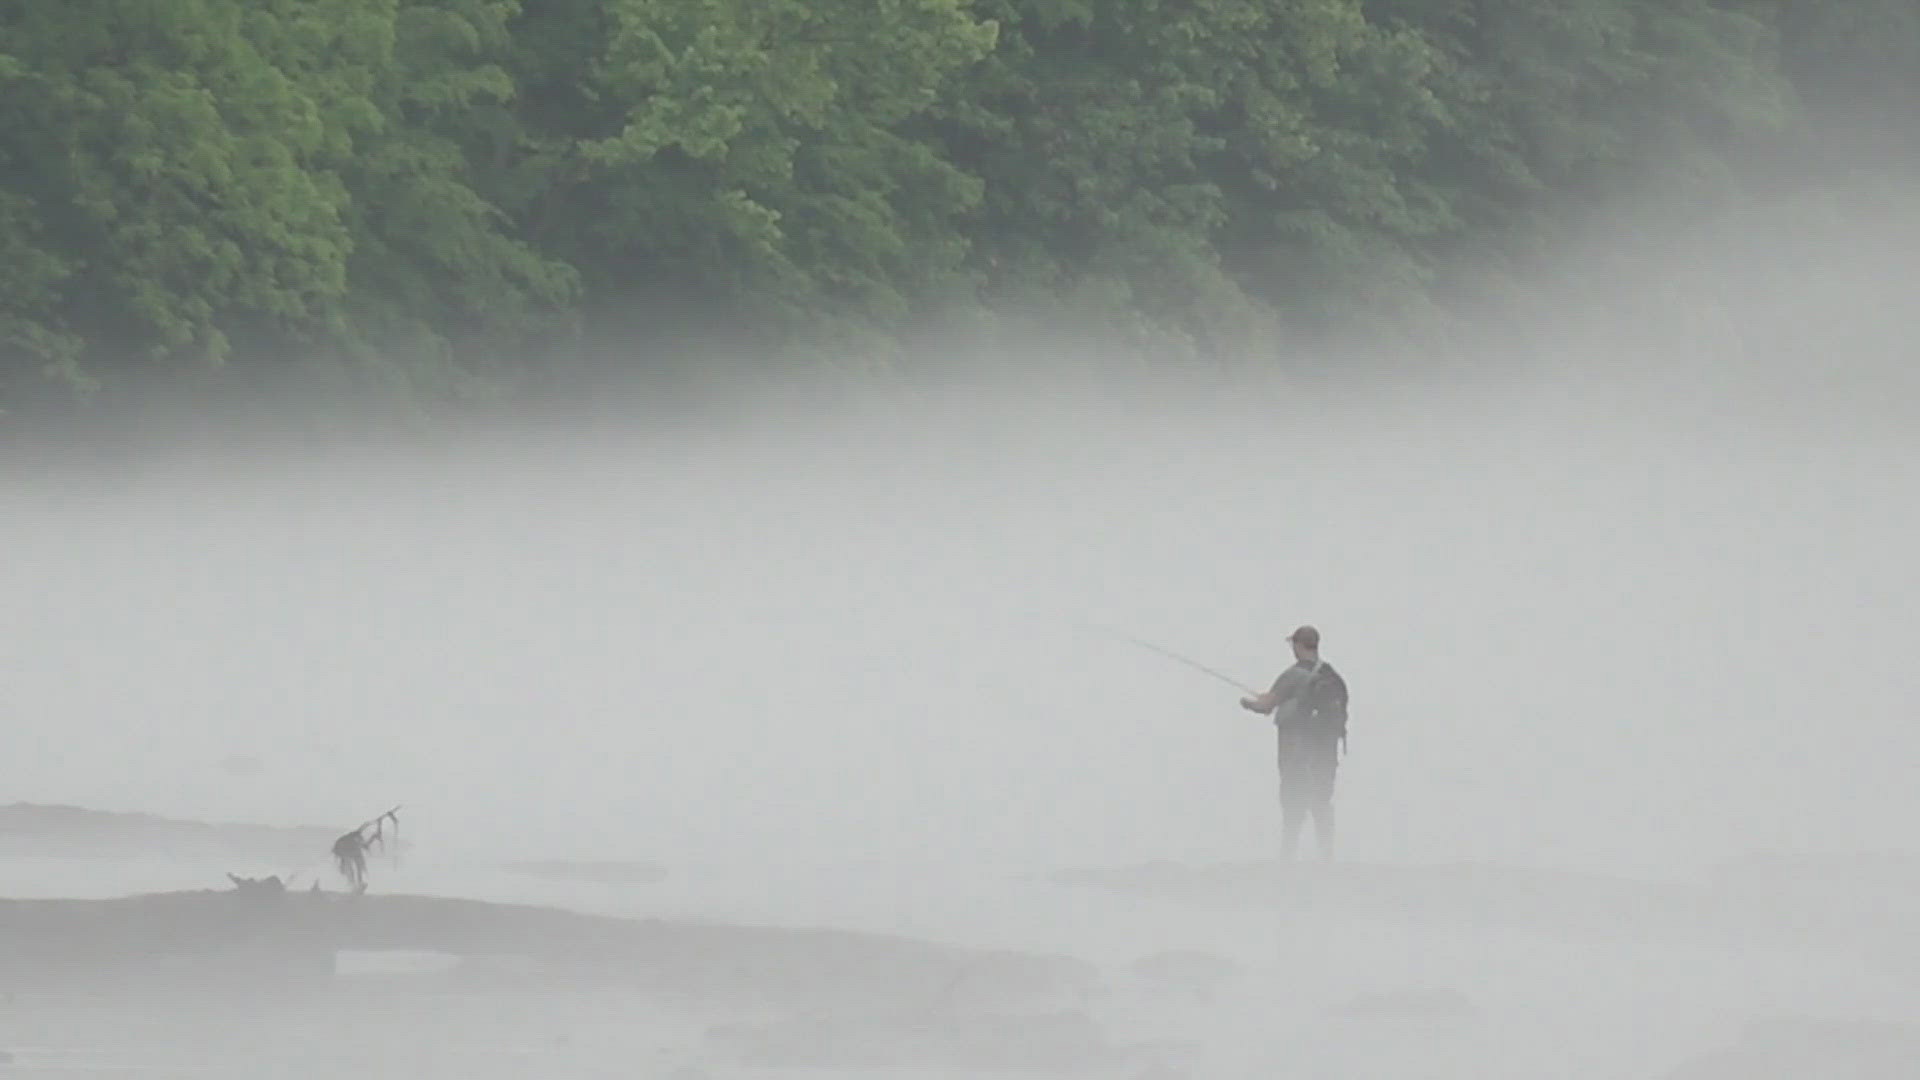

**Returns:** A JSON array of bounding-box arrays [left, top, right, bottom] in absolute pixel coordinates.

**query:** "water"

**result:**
[[4, 845, 1918, 1077], [4, 385, 1917, 1076]]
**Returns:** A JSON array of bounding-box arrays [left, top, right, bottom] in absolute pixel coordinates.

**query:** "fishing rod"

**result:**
[[1073, 620, 1345, 756], [1072, 621, 1262, 696]]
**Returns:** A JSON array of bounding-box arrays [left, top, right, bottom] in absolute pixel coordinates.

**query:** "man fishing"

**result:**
[[1240, 626, 1348, 862]]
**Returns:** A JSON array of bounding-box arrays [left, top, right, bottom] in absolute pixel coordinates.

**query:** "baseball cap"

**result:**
[[1287, 625, 1320, 648]]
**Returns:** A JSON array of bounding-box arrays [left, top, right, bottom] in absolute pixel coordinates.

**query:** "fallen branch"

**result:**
[[330, 805, 402, 894]]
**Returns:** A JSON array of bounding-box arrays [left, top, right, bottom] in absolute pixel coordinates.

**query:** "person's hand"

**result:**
[[1239, 696, 1258, 711]]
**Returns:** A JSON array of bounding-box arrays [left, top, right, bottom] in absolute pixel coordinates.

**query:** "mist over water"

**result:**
[[6, 358, 1915, 882], [5, 213, 1920, 1077], [6, 8, 1920, 1072]]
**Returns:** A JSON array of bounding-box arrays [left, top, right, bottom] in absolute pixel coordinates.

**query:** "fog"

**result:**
[[3, 214, 1919, 1078], [7, 377, 1915, 875]]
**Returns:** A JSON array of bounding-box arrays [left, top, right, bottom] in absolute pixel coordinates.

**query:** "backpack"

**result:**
[[1304, 662, 1349, 743]]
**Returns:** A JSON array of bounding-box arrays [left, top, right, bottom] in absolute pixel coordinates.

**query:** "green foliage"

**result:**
[[335, 0, 579, 396], [0, 0, 360, 394], [514, 0, 998, 362], [0, 0, 1906, 407]]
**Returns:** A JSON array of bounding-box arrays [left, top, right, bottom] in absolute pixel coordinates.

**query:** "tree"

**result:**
[[499, 0, 998, 374], [330, 0, 579, 400], [0, 0, 362, 399]]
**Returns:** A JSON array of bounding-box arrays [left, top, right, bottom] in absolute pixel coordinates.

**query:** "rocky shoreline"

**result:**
[[0, 881, 1095, 1006]]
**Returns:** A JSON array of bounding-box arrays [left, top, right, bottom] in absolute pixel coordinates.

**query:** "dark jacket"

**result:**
[[1268, 659, 1348, 737]]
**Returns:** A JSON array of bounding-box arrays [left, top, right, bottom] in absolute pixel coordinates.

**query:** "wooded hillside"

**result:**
[[2, 0, 1913, 410]]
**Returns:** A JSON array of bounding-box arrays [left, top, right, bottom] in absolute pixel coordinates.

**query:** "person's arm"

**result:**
[[1240, 670, 1293, 714]]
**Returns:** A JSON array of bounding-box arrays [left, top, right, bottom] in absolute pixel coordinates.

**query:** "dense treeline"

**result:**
[[0, 0, 1915, 408]]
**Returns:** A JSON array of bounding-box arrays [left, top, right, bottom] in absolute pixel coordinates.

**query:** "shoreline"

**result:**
[[0, 884, 1097, 1005]]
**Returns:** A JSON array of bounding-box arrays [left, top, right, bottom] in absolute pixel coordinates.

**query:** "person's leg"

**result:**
[[1280, 799, 1304, 861], [1312, 798, 1335, 861], [1276, 730, 1296, 860], [1308, 739, 1338, 861]]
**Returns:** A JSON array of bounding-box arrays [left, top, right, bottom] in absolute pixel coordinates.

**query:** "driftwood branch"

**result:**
[[331, 805, 403, 894]]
